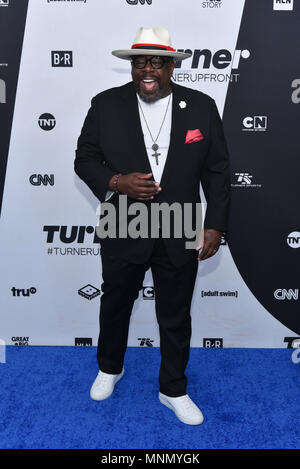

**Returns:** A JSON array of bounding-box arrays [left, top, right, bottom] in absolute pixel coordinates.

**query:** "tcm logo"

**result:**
[[0, 78, 6, 103], [38, 113, 56, 131], [143, 286, 154, 300], [11, 287, 37, 297], [287, 231, 300, 248], [30, 174, 54, 186], [12, 337, 29, 346], [202, 0, 222, 7], [78, 284, 100, 300], [284, 337, 300, 348], [291, 79, 300, 103], [242, 116, 267, 131], [0, 0, 9, 6], [273, 0, 293, 10], [43, 225, 100, 243], [51, 51, 73, 67], [203, 338, 223, 348], [75, 338, 92, 347], [175, 48, 250, 70], [138, 338, 154, 347], [274, 289, 298, 300], [126, 0, 152, 4]]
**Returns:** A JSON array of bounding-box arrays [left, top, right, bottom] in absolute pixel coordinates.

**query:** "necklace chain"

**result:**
[[137, 93, 171, 145]]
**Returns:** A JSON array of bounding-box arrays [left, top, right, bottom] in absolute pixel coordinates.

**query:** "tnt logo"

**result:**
[[51, 51, 73, 67], [203, 338, 223, 348], [287, 232, 300, 248], [138, 338, 154, 347], [242, 116, 267, 131], [38, 113, 56, 131], [143, 286, 154, 300], [274, 289, 298, 300], [0, 78, 6, 103], [273, 0, 293, 10]]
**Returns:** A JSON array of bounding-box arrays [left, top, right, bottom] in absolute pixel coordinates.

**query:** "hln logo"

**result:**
[[242, 116, 267, 131], [203, 338, 223, 348], [51, 51, 73, 67], [29, 174, 54, 186], [0, 78, 6, 103], [273, 0, 293, 10]]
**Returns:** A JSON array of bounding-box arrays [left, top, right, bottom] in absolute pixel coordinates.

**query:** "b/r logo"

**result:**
[[51, 51, 73, 67]]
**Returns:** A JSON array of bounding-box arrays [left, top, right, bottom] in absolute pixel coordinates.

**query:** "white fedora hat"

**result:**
[[111, 26, 191, 61]]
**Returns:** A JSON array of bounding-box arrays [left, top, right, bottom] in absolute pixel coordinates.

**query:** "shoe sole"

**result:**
[[159, 394, 204, 426], [90, 368, 124, 401]]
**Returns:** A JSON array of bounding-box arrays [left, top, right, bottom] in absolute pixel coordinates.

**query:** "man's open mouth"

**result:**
[[140, 78, 158, 94]]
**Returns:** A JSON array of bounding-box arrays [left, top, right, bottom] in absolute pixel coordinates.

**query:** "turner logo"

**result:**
[[242, 116, 267, 131], [43, 225, 100, 243], [0, 78, 6, 103], [38, 113, 56, 131], [291, 79, 300, 103], [273, 0, 293, 10], [173, 48, 250, 84]]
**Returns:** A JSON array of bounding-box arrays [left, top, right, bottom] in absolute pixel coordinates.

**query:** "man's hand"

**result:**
[[112, 172, 162, 201], [196, 229, 222, 261]]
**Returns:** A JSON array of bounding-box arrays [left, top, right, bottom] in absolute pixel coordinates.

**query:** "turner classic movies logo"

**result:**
[[173, 48, 250, 84]]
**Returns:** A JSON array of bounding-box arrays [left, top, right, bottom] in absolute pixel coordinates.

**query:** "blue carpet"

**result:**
[[0, 346, 299, 449]]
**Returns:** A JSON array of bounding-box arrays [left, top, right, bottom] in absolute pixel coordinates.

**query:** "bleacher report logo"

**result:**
[[38, 113, 56, 131], [242, 116, 267, 131], [287, 232, 300, 248], [273, 0, 293, 10], [51, 51, 73, 67], [203, 338, 223, 348]]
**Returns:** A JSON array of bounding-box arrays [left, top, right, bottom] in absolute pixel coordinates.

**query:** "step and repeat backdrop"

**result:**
[[0, 0, 299, 349]]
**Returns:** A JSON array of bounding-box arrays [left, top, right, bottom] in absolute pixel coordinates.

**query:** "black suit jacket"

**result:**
[[74, 81, 231, 267]]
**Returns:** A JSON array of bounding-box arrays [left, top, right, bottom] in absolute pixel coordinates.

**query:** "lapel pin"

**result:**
[[179, 101, 187, 109]]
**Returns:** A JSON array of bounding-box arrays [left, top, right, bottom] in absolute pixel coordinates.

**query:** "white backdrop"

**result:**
[[0, 0, 294, 348]]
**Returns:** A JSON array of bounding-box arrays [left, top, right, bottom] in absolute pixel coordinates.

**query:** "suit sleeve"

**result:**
[[200, 99, 231, 232], [74, 96, 116, 203]]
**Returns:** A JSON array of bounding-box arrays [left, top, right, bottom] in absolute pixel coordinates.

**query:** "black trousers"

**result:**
[[97, 234, 199, 397]]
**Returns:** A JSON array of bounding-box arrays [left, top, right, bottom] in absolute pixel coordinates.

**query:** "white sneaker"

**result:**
[[159, 392, 204, 425], [90, 368, 124, 401]]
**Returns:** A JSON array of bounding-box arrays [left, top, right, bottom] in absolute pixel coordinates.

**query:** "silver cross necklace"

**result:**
[[137, 93, 171, 165]]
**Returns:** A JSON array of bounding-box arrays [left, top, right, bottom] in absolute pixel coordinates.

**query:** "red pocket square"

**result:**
[[185, 129, 204, 144]]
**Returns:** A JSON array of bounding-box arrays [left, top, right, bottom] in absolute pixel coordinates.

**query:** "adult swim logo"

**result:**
[[38, 113, 56, 131], [173, 48, 250, 84]]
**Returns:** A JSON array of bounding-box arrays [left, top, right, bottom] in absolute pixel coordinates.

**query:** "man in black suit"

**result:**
[[74, 27, 230, 425]]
